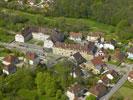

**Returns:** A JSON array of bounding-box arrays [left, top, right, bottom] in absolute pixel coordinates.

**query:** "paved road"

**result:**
[[99, 72, 129, 100], [99, 64, 133, 100], [0, 41, 63, 67], [0, 42, 44, 56]]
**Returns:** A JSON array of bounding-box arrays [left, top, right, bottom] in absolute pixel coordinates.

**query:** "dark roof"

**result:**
[[21, 27, 34, 37], [51, 29, 64, 43], [73, 52, 86, 65], [21, 26, 52, 37], [3, 55, 18, 63], [89, 83, 108, 97], [72, 67, 83, 77], [110, 39, 117, 45], [4, 64, 16, 73], [87, 42, 95, 52]]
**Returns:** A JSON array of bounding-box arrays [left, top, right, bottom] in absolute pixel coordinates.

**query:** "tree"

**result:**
[[116, 20, 129, 34], [61, 94, 68, 100], [115, 20, 133, 40], [86, 95, 96, 100], [0, 91, 3, 99], [35, 72, 46, 95], [17, 89, 37, 100], [56, 90, 62, 99]]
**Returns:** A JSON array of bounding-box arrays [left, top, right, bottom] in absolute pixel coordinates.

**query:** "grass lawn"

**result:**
[[0, 29, 14, 42], [110, 81, 133, 100], [27, 39, 44, 46], [0, 47, 13, 57], [52, 17, 115, 33]]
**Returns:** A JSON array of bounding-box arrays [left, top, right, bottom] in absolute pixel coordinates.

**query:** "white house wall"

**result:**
[[15, 34, 24, 43], [66, 91, 75, 100], [32, 32, 50, 41], [127, 52, 133, 60]]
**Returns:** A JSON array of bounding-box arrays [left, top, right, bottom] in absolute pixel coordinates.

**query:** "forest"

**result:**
[[50, 0, 133, 34], [1, 0, 132, 35]]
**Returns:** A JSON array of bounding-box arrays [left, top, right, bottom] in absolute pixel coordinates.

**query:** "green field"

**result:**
[[110, 81, 133, 100], [0, 29, 14, 42]]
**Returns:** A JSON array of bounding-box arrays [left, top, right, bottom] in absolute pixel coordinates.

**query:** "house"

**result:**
[[98, 69, 119, 86], [15, 27, 33, 42], [53, 42, 93, 60], [32, 33, 50, 41], [127, 47, 133, 60], [69, 32, 82, 42], [95, 42, 115, 50], [3, 64, 17, 75], [98, 75, 110, 86], [113, 48, 126, 62], [15, 27, 52, 43], [15, 33, 28, 43], [70, 67, 84, 78], [32, 27, 51, 41], [26, 52, 40, 65], [2, 55, 19, 66], [91, 56, 106, 73], [95, 48, 106, 57], [87, 32, 104, 42], [50, 29, 64, 43], [95, 42, 104, 49], [128, 41, 133, 46], [103, 43, 115, 50], [70, 52, 86, 66], [66, 83, 88, 100], [89, 83, 108, 98], [80, 61, 101, 75], [110, 39, 117, 47], [128, 71, 133, 82], [106, 70, 119, 80], [27, 0, 35, 5], [44, 40, 54, 48]]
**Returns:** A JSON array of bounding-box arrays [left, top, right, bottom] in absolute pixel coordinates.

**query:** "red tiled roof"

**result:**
[[91, 56, 105, 66], [3, 55, 18, 63], [70, 32, 82, 38], [26, 52, 36, 60], [128, 71, 133, 78], [89, 83, 107, 97], [54, 42, 93, 54], [88, 32, 104, 37], [68, 83, 84, 94], [101, 75, 110, 85]]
